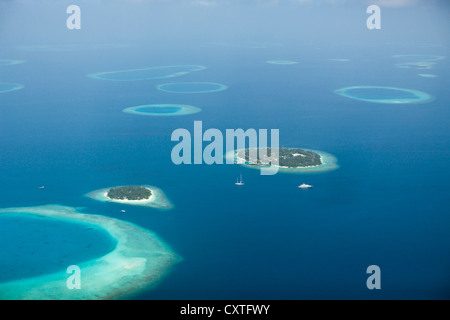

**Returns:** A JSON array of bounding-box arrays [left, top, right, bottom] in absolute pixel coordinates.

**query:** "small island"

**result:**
[[85, 185, 173, 209], [107, 186, 152, 201], [236, 148, 322, 168], [227, 147, 339, 174]]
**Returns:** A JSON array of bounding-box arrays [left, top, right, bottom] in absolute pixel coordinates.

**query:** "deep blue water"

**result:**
[[0, 42, 449, 299]]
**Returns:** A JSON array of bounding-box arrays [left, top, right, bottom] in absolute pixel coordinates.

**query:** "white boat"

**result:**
[[38, 186, 45, 189], [298, 183, 313, 189], [121, 210, 126, 213], [235, 174, 245, 186]]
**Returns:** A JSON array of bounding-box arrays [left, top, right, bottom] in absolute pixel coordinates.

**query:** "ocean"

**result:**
[[0, 8, 449, 299]]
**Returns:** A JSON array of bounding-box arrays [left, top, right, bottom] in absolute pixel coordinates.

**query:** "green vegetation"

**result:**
[[107, 186, 152, 201], [237, 148, 322, 168]]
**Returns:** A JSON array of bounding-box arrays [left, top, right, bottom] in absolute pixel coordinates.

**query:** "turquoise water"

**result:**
[[335, 86, 433, 104], [157, 82, 228, 93], [0, 213, 117, 283], [347, 88, 417, 100], [123, 104, 201, 117], [138, 106, 183, 114]]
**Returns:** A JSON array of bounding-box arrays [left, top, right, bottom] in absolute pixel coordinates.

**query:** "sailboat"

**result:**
[[235, 174, 245, 186]]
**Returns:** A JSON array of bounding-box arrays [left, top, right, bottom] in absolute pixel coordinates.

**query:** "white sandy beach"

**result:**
[[103, 187, 155, 205], [85, 185, 173, 209], [226, 148, 339, 174]]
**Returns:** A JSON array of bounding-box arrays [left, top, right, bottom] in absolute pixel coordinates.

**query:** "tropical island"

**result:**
[[85, 185, 173, 209], [227, 147, 339, 174], [107, 186, 152, 201], [236, 147, 322, 168]]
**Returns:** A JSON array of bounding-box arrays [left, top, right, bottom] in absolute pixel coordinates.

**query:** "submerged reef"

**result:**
[[266, 60, 298, 65], [157, 82, 228, 94], [0, 59, 26, 66], [123, 104, 201, 117], [0, 82, 24, 94], [334, 86, 433, 104], [0, 205, 180, 300], [88, 65, 206, 81]]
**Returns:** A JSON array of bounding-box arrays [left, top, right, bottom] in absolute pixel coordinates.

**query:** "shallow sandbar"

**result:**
[[0, 205, 180, 300]]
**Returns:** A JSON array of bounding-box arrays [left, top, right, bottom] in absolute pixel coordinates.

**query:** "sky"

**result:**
[[0, 0, 449, 49]]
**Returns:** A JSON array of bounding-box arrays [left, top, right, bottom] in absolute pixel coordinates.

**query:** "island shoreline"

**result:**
[[85, 185, 174, 210], [225, 148, 339, 174]]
